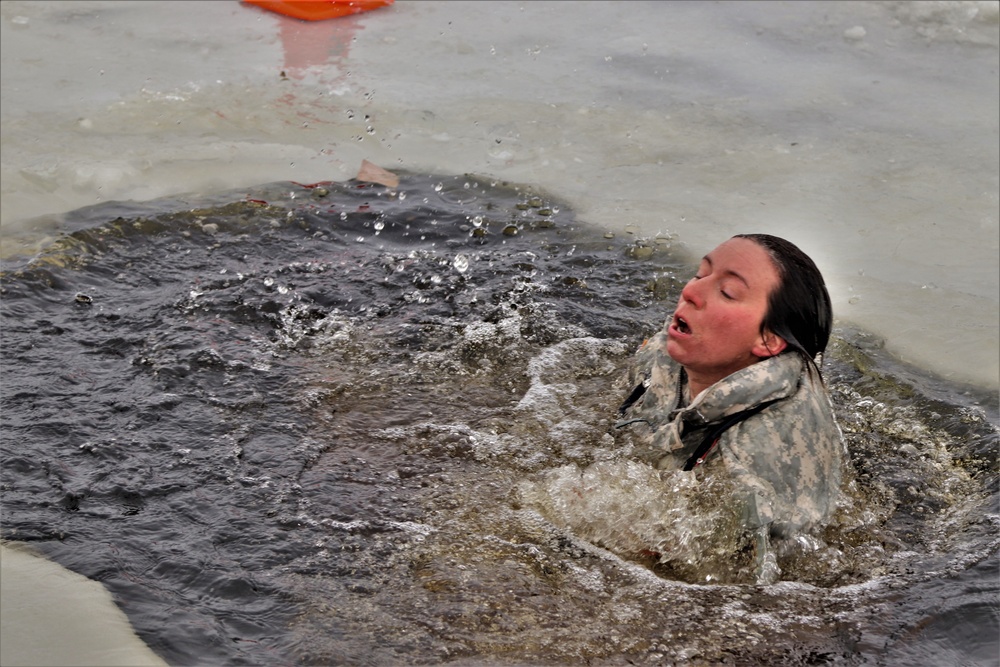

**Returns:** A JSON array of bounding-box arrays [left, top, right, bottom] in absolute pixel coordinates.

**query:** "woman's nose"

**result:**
[[680, 277, 704, 308]]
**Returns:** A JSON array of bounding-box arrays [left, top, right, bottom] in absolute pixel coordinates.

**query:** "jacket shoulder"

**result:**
[[719, 369, 843, 533]]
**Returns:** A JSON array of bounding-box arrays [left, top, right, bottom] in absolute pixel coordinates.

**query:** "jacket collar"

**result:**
[[669, 353, 803, 427]]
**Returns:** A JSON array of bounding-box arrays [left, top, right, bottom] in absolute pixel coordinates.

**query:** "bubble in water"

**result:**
[[398, 192, 406, 201], [346, 109, 355, 119], [263, 277, 274, 287], [434, 182, 443, 192], [374, 220, 385, 231], [340, 212, 348, 220], [471, 215, 484, 228], [453, 254, 470, 273]]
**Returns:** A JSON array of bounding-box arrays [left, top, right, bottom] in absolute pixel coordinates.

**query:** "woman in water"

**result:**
[[616, 234, 843, 582]]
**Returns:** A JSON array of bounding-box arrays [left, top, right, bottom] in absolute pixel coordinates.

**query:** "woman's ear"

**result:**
[[752, 330, 787, 359]]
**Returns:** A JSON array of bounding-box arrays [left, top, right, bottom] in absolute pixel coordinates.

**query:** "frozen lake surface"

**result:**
[[1, 0, 997, 389]]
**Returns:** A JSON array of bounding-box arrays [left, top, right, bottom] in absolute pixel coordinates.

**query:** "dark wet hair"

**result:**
[[735, 234, 833, 376]]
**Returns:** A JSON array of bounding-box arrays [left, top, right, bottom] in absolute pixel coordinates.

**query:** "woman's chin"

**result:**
[[664, 337, 687, 364]]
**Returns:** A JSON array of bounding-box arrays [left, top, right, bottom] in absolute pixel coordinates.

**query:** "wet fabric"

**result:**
[[618, 328, 844, 538]]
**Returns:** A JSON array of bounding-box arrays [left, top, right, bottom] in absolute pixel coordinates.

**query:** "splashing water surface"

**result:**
[[1, 175, 997, 665]]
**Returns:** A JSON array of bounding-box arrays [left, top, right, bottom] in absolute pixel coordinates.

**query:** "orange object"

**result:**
[[244, 0, 393, 21]]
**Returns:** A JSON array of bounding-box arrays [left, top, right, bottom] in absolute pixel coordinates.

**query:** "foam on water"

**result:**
[[518, 462, 753, 585]]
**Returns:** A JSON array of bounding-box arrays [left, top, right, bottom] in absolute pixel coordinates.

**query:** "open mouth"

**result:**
[[674, 315, 691, 334]]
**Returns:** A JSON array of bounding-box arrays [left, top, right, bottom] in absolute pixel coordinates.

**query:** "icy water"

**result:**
[[1, 176, 997, 665]]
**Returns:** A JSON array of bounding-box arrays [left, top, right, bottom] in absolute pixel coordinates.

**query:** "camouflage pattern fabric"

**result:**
[[618, 329, 844, 539]]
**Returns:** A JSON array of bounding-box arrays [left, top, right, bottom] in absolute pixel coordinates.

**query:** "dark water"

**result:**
[[1, 174, 997, 666]]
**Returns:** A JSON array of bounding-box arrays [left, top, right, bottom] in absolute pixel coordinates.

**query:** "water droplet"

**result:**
[[434, 183, 443, 192], [356, 236, 365, 242], [366, 126, 375, 135], [340, 212, 348, 220], [471, 215, 484, 228], [463, 182, 471, 189], [263, 277, 274, 287], [346, 109, 355, 119], [453, 254, 470, 273], [398, 192, 406, 200], [374, 220, 385, 231]]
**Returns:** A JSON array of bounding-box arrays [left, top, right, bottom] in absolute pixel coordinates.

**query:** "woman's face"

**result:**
[[666, 237, 785, 385]]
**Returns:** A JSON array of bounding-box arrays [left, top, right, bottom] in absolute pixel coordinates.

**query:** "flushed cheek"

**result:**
[[711, 310, 759, 342]]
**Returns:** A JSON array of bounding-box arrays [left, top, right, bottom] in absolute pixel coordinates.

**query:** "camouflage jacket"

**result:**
[[618, 330, 844, 538]]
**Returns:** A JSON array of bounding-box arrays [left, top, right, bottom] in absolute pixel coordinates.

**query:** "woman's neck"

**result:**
[[687, 375, 711, 401]]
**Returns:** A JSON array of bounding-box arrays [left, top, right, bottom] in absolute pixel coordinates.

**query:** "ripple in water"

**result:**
[[1, 173, 996, 665]]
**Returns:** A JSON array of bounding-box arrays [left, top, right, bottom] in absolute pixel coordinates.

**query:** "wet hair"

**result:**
[[734, 233, 833, 377]]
